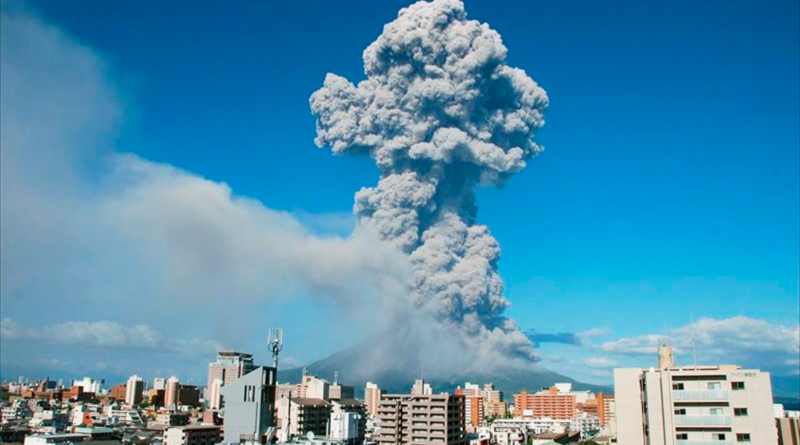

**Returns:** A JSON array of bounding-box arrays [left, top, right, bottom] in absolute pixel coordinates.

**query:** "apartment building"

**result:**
[[513, 387, 577, 420], [484, 401, 508, 418], [365, 382, 382, 418], [332, 398, 367, 444], [276, 397, 332, 441], [776, 417, 800, 445], [163, 425, 221, 445], [330, 383, 355, 400], [207, 351, 256, 409], [376, 381, 467, 445], [576, 392, 615, 427], [461, 383, 483, 431], [614, 346, 777, 445], [125, 375, 144, 407]]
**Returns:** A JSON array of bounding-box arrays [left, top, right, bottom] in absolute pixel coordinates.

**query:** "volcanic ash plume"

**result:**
[[310, 0, 548, 363]]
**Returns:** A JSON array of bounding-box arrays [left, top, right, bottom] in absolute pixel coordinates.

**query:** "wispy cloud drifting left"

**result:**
[[0, 318, 222, 356]]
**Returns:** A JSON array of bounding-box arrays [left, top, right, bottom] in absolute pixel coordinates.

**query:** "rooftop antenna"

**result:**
[[334, 371, 339, 385], [268, 328, 284, 370]]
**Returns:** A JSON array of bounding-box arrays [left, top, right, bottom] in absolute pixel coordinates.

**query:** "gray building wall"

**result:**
[[219, 367, 277, 444]]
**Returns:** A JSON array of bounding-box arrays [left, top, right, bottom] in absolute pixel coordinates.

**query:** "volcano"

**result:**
[[276, 345, 611, 397]]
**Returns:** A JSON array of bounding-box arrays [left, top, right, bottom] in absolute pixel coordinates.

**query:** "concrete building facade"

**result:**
[[332, 398, 367, 444], [614, 362, 777, 445], [219, 367, 277, 445], [777, 417, 800, 445], [376, 383, 467, 445], [164, 425, 221, 445], [207, 351, 256, 409], [513, 387, 576, 420], [276, 397, 332, 441], [125, 375, 144, 407], [365, 382, 382, 418]]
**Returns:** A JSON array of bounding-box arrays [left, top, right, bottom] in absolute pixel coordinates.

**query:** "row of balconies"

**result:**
[[675, 441, 735, 445], [673, 415, 732, 426], [672, 390, 729, 401]]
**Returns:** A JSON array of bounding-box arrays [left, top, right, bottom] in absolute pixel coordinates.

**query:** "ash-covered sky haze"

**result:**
[[0, 0, 798, 387]]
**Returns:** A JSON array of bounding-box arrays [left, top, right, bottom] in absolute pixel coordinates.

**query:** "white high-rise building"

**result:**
[[73, 377, 102, 394], [329, 411, 362, 444], [614, 347, 777, 445], [208, 378, 223, 410], [125, 375, 144, 406], [411, 379, 432, 395]]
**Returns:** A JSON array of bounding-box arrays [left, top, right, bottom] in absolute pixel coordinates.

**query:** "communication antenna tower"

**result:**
[[268, 327, 284, 369]]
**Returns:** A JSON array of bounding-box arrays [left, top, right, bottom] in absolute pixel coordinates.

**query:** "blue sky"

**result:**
[[1, 0, 798, 386]]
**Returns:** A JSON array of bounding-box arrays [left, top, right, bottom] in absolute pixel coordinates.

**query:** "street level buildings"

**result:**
[[164, 425, 221, 445]]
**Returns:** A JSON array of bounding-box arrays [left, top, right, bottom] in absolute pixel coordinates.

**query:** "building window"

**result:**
[[674, 409, 686, 415], [676, 433, 688, 440], [734, 408, 748, 416], [709, 407, 723, 416], [707, 382, 721, 390], [732, 382, 745, 390], [712, 433, 727, 441], [736, 433, 751, 442], [672, 383, 684, 390]]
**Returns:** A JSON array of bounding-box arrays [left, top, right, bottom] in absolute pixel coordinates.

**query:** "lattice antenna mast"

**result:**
[[268, 328, 284, 370]]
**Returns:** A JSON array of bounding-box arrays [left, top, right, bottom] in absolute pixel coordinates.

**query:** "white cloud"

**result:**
[[595, 334, 675, 356], [577, 328, 610, 340], [1, 318, 222, 356], [590, 316, 799, 375], [584, 357, 618, 368]]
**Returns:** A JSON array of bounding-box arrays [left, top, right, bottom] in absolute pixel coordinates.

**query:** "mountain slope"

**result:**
[[276, 346, 611, 397], [277, 348, 800, 400]]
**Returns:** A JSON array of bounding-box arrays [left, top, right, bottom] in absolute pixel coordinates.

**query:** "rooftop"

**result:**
[[291, 398, 331, 407]]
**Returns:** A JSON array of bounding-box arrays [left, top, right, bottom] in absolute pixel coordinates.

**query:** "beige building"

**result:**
[[365, 382, 382, 418], [614, 347, 777, 445], [513, 387, 577, 420], [206, 351, 255, 409], [164, 376, 180, 407], [376, 380, 467, 445], [163, 425, 220, 445], [330, 383, 355, 400], [276, 397, 332, 441], [777, 417, 800, 444]]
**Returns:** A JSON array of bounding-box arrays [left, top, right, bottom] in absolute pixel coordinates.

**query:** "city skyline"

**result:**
[[1, 0, 798, 388]]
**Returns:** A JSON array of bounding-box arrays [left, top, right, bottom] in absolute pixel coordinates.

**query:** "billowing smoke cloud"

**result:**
[[311, 0, 548, 363]]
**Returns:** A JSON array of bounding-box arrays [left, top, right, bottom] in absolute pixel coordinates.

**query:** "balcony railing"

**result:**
[[672, 390, 729, 401], [676, 441, 735, 445], [674, 415, 732, 426]]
